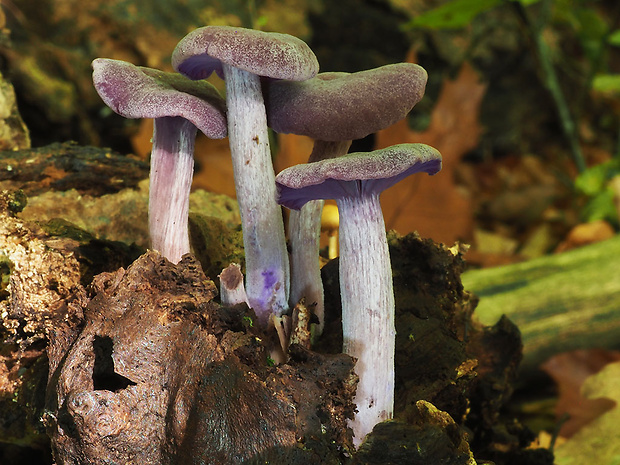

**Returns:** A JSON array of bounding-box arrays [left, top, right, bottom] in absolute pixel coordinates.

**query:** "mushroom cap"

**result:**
[[265, 63, 428, 141], [276, 143, 442, 210], [92, 58, 227, 139], [172, 26, 319, 82]]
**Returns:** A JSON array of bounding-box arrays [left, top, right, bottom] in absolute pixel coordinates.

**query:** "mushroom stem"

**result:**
[[288, 140, 352, 335], [222, 63, 290, 325], [308, 140, 352, 163], [337, 192, 395, 447], [288, 201, 324, 329], [149, 117, 197, 263]]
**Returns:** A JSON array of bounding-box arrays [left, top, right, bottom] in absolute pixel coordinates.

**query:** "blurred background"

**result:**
[[2, 0, 620, 267], [2, 2, 620, 463]]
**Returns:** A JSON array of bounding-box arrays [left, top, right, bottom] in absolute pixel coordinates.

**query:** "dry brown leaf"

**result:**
[[541, 349, 620, 438], [555, 220, 616, 253], [274, 133, 316, 173], [192, 136, 237, 199], [376, 61, 486, 245], [554, 360, 620, 464]]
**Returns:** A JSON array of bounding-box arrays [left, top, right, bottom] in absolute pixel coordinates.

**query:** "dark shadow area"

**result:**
[[92, 335, 137, 392]]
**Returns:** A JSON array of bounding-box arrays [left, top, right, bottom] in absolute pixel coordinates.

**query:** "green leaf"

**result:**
[[575, 8, 608, 40], [575, 159, 620, 226], [254, 15, 268, 28], [403, 0, 502, 30], [609, 29, 620, 47], [402, 0, 541, 30], [575, 159, 620, 196], [592, 74, 620, 94], [581, 189, 618, 225], [573, 8, 609, 61]]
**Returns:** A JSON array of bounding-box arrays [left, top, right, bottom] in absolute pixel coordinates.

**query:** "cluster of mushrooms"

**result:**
[[92, 25, 442, 447]]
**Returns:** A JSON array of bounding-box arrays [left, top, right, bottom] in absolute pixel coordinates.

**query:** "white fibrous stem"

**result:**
[[149, 117, 196, 264], [222, 63, 290, 326], [288, 140, 351, 336], [288, 201, 324, 331], [337, 193, 395, 448]]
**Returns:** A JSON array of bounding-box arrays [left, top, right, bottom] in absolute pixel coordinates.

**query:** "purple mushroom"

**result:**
[[172, 26, 319, 326], [92, 58, 227, 263], [276, 143, 442, 446], [264, 63, 428, 335]]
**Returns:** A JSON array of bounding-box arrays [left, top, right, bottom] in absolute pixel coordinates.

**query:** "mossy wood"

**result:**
[[462, 234, 620, 376], [0, 141, 148, 196]]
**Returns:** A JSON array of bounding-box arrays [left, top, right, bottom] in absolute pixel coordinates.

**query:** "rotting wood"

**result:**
[[462, 234, 620, 377], [0, 141, 148, 196]]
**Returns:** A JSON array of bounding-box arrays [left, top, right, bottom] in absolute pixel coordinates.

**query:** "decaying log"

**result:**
[[352, 401, 476, 465], [0, 141, 149, 196], [0, 143, 241, 253], [462, 234, 620, 377], [0, 189, 87, 463], [0, 187, 145, 462], [44, 251, 358, 464], [0, 179, 549, 464], [0, 192, 84, 344]]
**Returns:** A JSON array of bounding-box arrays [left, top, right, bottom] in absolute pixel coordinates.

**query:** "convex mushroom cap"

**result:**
[[92, 58, 227, 138], [172, 25, 319, 81], [265, 63, 428, 142], [277, 143, 442, 209]]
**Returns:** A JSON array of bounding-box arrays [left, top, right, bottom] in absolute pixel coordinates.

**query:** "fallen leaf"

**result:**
[[555, 220, 616, 253], [375, 60, 486, 245], [541, 349, 620, 439], [192, 136, 237, 199], [553, 360, 620, 465], [273, 133, 316, 173]]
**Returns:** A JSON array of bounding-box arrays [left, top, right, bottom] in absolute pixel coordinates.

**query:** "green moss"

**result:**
[[7, 190, 27, 214], [0, 254, 12, 301], [188, 212, 245, 284]]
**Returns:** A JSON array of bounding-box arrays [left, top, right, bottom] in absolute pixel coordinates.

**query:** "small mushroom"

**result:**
[[276, 143, 442, 446], [92, 58, 227, 263], [321, 203, 339, 260], [172, 26, 319, 325], [265, 63, 428, 335]]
